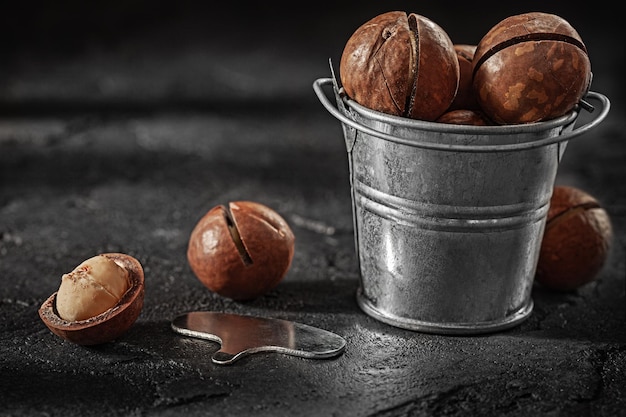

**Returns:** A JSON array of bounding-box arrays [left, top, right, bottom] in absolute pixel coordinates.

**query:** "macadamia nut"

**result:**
[[472, 12, 591, 124], [535, 186, 612, 291], [339, 11, 459, 121], [187, 201, 295, 301], [56, 255, 130, 321]]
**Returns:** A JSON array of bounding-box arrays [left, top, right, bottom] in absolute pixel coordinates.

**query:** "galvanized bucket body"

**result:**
[[314, 76, 610, 335], [348, 102, 572, 334]]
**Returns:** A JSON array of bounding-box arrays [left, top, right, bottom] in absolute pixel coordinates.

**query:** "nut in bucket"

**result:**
[[339, 11, 459, 122], [473, 12, 592, 124]]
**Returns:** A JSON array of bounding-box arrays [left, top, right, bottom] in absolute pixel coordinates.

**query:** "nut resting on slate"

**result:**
[[536, 186, 613, 291], [339, 11, 460, 122], [187, 201, 295, 301], [472, 12, 592, 124], [38, 253, 145, 345]]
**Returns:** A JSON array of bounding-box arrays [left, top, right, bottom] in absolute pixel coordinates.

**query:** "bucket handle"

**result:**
[[313, 77, 611, 153]]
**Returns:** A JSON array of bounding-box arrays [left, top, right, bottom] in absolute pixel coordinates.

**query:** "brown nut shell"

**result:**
[[38, 253, 145, 346], [436, 109, 491, 126], [448, 44, 479, 111], [187, 201, 295, 301], [473, 12, 591, 124], [535, 186, 613, 291], [339, 11, 459, 121]]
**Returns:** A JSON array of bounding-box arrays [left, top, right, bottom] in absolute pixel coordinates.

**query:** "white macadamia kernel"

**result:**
[[56, 255, 130, 322]]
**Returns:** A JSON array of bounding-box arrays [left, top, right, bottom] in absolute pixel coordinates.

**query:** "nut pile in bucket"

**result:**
[[339, 10, 612, 292], [339, 11, 592, 125]]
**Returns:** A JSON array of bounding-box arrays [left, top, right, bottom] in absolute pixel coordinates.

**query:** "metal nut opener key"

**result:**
[[171, 311, 346, 365]]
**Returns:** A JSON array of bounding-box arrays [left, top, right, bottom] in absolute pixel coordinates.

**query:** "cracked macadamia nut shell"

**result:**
[[473, 12, 591, 125], [436, 109, 491, 126], [38, 253, 145, 345], [449, 44, 479, 111], [535, 186, 612, 291], [339, 11, 459, 121], [187, 201, 295, 301]]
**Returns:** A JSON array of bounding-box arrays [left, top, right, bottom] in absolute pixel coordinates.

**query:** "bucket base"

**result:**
[[356, 287, 533, 335]]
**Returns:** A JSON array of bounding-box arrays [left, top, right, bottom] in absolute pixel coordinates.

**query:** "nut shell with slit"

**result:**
[[339, 11, 459, 121], [535, 186, 612, 291], [472, 12, 592, 124], [187, 201, 295, 301]]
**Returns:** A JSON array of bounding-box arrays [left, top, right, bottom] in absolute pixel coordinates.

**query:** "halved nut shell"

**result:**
[[38, 253, 145, 345]]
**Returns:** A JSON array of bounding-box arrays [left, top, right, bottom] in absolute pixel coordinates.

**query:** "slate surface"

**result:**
[[1, 2, 624, 416]]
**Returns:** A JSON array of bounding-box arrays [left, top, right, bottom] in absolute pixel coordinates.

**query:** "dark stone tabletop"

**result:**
[[1, 1, 624, 416]]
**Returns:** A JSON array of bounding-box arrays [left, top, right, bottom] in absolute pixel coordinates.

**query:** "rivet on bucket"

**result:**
[[314, 71, 611, 335]]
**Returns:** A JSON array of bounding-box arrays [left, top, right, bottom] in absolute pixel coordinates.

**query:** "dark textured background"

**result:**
[[1, 2, 624, 416]]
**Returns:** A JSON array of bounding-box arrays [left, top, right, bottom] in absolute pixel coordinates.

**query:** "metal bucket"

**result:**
[[314, 75, 610, 335]]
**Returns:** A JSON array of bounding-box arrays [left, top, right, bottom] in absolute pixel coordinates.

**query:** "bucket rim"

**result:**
[[313, 77, 611, 152]]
